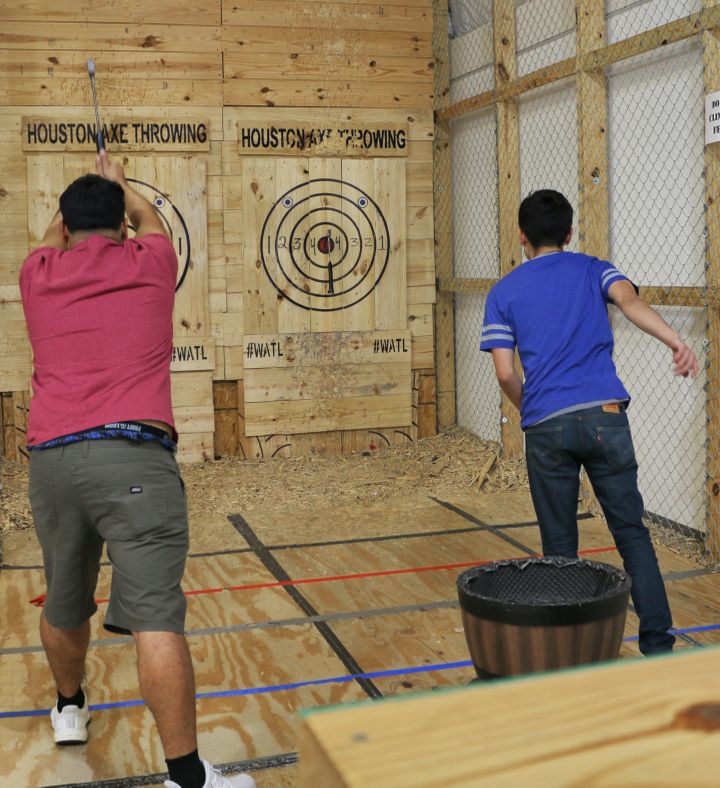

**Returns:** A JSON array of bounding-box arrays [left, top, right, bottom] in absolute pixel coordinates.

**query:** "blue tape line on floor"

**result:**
[[623, 622, 720, 641], [2, 626, 718, 720], [0, 660, 474, 719]]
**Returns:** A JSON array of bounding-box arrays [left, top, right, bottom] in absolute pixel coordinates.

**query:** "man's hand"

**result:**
[[95, 149, 126, 186], [669, 338, 700, 379], [95, 149, 167, 239]]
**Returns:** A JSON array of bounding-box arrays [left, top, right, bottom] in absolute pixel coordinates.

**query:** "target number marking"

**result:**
[[260, 178, 390, 311], [126, 178, 191, 292]]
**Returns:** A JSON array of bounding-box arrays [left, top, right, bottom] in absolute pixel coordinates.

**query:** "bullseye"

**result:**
[[318, 234, 334, 254]]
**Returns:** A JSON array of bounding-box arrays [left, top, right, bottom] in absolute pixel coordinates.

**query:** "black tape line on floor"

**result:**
[[43, 751, 299, 788], [430, 497, 538, 555], [0, 517, 554, 571], [261, 514, 554, 551], [676, 630, 703, 647], [0, 600, 462, 657], [228, 513, 383, 700]]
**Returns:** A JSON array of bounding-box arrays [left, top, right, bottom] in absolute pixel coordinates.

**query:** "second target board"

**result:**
[[260, 178, 391, 312]]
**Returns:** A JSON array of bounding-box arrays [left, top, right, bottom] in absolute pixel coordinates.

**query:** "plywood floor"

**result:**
[[1, 489, 718, 787]]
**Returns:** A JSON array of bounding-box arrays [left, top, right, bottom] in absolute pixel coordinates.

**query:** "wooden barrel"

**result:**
[[457, 557, 631, 679]]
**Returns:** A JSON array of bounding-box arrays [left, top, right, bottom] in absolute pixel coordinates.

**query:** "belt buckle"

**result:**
[[602, 403, 621, 413]]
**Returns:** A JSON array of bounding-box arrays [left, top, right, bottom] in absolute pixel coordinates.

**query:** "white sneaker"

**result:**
[[164, 759, 256, 788], [50, 696, 91, 745]]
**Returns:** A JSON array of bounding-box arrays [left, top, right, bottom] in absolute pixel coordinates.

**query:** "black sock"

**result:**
[[166, 749, 205, 788], [57, 687, 85, 712]]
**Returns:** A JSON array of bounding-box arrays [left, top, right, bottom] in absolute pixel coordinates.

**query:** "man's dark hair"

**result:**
[[518, 189, 573, 248], [59, 175, 125, 233]]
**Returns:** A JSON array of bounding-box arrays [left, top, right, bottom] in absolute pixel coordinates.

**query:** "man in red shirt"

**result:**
[[20, 151, 253, 788]]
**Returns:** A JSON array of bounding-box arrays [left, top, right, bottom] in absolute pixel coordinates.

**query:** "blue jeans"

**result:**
[[525, 405, 675, 655]]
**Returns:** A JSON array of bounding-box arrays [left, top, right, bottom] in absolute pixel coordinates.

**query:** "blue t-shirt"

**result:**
[[480, 251, 632, 429]]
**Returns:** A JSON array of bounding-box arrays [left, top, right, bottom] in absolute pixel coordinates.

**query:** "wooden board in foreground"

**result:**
[[299, 647, 720, 787]]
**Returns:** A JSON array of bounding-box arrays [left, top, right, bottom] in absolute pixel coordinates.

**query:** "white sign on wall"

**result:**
[[706, 91, 720, 144]]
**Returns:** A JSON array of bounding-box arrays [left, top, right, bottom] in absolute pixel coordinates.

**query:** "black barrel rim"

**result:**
[[457, 557, 631, 626]]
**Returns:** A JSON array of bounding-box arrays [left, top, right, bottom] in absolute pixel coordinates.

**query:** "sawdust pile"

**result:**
[[0, 428, 527, 535], [182, 427, 526, 525], [0, 461, 30, 536]]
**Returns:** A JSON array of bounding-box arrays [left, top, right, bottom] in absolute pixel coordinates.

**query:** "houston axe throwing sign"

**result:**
[[238, 121, 409, 157], [22, 117, 210, 152]]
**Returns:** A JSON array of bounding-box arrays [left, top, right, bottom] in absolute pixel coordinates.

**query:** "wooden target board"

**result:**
[[242, 156, 410, 435], [25, 154, 213, 460]]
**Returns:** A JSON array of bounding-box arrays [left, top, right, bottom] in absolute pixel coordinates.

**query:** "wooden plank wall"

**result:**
[[0, 0, 438, 463], [703, 0, 720, 562]]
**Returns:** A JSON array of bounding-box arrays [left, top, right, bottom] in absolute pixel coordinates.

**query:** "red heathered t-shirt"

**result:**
[[19, 233, 178, 445]]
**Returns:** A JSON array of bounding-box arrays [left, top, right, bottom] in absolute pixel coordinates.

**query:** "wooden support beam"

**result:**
[[0, 390, 29, 463], [438, 6, 720, 124], [494, 0, 523, 458], [438, 58, 575, 121], [1, 393, 13, 461], [576, 0, 610, 516], [703, 0, 720, 561], [13, 390, 29, 464], [581, 10, 708, 72], [437, 277, 495, 294], [433, 0, 455, 431], [576, 0, 609, 260], [638, 286, 720, 308], [439, 279, 720, 308]]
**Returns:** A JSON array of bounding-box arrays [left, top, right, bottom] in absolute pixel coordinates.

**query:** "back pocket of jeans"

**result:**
[[595, 426, 636, 472], [526, 426, 565, 471]]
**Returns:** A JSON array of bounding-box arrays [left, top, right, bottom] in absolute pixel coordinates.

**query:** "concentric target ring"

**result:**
[[126, 178, 191, 292], [260, 178, 390, 312], [274, 193, 377, 297]]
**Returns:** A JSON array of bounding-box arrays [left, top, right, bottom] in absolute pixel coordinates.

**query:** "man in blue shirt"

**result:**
[[482, 190, 699, 655]]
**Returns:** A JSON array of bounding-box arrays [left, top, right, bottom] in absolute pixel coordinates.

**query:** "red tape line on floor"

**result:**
[[28, 546, 618, 607]]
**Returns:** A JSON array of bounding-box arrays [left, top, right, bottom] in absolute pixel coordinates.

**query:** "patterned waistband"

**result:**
[[28, 421, 177, 453]]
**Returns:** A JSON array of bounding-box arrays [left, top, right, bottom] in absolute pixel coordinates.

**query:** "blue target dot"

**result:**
[[155, 197, 165, 208], [358, 197, 368, 208], [283, 197, 294, 207]]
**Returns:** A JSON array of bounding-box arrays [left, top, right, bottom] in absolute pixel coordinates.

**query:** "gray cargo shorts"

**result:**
[[29, 439, 189, 635]]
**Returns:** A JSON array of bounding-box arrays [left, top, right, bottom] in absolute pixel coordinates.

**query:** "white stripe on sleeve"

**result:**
[[481, 333, 516, 343], [602, 271, 624, 289], [601, 268, 622, 285]]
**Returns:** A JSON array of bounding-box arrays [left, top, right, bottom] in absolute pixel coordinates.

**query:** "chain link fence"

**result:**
[[519, 79, 580, 253], [442, 0, 718, 565], [606, 0, 703, 45], [452, 108, 501, 440], [607, 37, 708, 543], [516, 0, 576, 75]]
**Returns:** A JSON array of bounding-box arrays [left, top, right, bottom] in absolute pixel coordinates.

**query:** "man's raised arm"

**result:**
[[96, 150, 168, 239], [33, 210, 65, 252]]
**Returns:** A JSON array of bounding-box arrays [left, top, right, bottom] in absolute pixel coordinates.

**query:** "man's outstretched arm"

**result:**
[[491, 347, 523, 409], [608, 279, 699, 378]]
